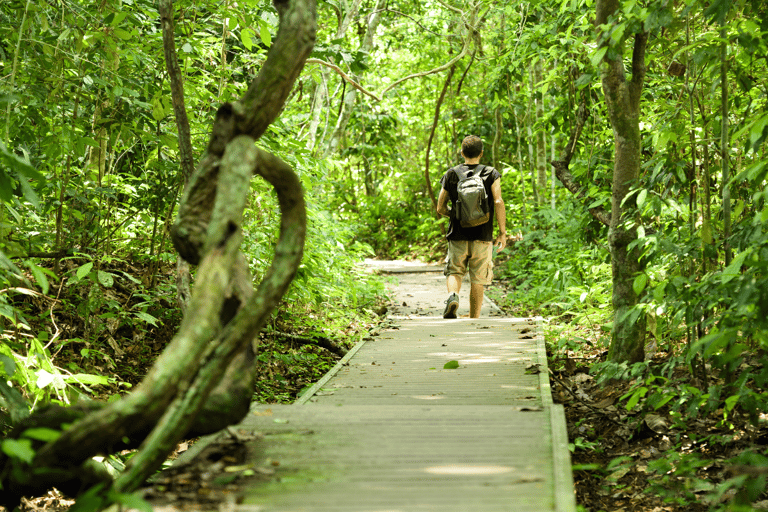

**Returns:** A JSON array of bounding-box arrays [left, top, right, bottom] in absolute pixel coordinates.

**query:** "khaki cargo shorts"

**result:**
[[444, 240, 494, 286]]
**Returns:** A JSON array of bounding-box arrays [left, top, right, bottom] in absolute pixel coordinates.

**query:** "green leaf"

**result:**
[[443, 360, 459, 369], [134, 311, 159, 326], [76, 262, 94, 281], [97, 270, 114, 288], [21, 427, 61, 442], [259, 20, 272, 48], [623, 386, 647, 410], [26, 261, 51, 295], [113, 28, 132, 40], [64, 374, 110, 386], [2, 438, 35, 463], [633, 274, 648, 296], [636, 189, 647, 209], [109, 492, 153, 512], [241, 28, 253, 51], [721, 249, 751, 283], [0, 354, 15, 377], [110, 12, 128, 27], [590, 46, 608, 67]]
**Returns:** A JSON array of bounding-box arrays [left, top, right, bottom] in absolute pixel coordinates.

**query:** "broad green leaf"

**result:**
[[110, 492, 153, 512], [110, 12, 128, 27], [76, 262, 94, 281], [134, 311, 159, 326], [1, 438, 35, 463], [241, 28, 253, 51], [97, 270, 114, 288], [65, 374, 110, 386], [624, 386, 647, 410], [259, 20, 272, 48], [636, 189, 647, 209], [632, 274, 648, 296], [151, 96, 165, 121], [590, 46, 608, 67], [26, 261, 50, 295], [443, 360, 459, 369], [721, 249, 751, 283], [0, 354, 14, 377], [22, 427, 61, 442], [113, 28, 132, 41]]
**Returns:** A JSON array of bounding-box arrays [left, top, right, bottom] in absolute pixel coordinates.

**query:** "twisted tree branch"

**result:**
[[551, 97, 611, 227]]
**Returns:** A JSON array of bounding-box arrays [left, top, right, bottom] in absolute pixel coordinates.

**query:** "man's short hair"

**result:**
[[461, 135, 483, 159]]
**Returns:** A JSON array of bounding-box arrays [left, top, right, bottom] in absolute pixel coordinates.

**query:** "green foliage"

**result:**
[[494, 204, 611, 320]]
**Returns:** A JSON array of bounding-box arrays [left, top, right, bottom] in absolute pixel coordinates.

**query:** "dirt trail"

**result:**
[[365, 259, 504, 318]]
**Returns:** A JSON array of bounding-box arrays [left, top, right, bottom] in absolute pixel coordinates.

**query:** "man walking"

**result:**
[[436, 135, 506, 318]]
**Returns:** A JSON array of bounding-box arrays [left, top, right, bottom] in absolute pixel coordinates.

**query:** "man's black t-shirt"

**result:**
[[440, 164, 500, 242]]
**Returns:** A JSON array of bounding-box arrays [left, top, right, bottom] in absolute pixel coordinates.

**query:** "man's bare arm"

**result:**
[[491, 177, 506, 251], [437, 187, 451, 217]]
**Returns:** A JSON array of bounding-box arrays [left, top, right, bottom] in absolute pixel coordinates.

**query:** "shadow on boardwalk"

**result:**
[[166, 261, 576, 511]]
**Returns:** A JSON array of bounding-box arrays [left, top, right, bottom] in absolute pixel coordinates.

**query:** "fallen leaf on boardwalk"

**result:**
[[525, 364, 541, 374], [443, 360, 459, 369]]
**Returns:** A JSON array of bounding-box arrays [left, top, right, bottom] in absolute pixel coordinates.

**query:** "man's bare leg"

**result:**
[[469, 283, 484, 318], [447, 274, 462, 294]]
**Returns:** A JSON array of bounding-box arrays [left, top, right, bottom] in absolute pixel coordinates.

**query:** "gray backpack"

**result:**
[[454, 164, 490, 228]]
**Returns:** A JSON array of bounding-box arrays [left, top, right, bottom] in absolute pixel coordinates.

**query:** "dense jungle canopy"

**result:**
[[1, 0, 768, 510]]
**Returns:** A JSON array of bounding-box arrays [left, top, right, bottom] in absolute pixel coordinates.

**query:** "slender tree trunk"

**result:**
[[160, 0, 196, 311], [551, 130, 557, 209], [513, 107, 528, 224], [492, 106, 502, 171], [526, 88, 539, 205], [534, 61, 547, 204], [720, 16, 731, 266], [596, 0, 647, 363]]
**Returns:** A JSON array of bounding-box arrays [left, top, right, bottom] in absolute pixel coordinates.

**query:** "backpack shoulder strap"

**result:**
[[453, 164, 468, 179]]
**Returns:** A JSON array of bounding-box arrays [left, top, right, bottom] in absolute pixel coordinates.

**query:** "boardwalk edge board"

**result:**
[[293, 333, 372, 405]]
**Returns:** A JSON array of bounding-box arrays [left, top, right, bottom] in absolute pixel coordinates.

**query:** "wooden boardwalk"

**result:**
[[234, 263, 576, 511]]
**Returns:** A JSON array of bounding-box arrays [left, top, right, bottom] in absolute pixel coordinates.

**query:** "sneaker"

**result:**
[[443, 293, 459, 319]]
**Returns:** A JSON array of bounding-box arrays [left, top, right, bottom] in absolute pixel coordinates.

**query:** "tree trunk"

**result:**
[[513, 107, 528, 224], [534, 61, 547, 204], [720, 16, 732, 266], [526, 76, 540, 205], [492, 106, 502, 171], [160, 0, 196, 311], [596, 0, 647, 364]]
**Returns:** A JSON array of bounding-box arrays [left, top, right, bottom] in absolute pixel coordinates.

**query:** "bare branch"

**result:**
[[382, 30, 471, 94], [436, 0, 464, 16], [305, 58, 382, 102]]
